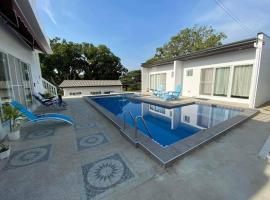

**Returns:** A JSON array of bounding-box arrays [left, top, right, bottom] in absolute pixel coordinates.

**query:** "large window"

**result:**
[[7, 54, 34, 107], [0, 52, 33, 107], [0, 52, 13, 125], [199, 64, 253, 99], [200, 68, 214, 95], [0, 53, 12, 103], [22, 63, 34, 107], [150, 73, 166, 91], [231, 65, 253, 98], [214, 67, 230, 96]]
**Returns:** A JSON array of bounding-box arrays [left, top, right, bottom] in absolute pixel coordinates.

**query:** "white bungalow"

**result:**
[[141, 33, 270, 108], [59, 80, 123, 97], [0, 0, 54, 138]]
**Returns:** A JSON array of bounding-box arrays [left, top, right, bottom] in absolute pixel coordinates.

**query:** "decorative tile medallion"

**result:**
[[24, 129, 55, 140], [4, 145, 51, 170], [74, 122, 97, 130], [82, 154, 134, 200], [77, 133, 108, 151]]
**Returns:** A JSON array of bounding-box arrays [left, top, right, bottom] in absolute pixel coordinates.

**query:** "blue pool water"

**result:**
[[91, 95, 241, 147]]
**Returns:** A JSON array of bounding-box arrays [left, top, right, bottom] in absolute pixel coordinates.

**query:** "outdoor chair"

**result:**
[[33, 94, 66, 107], [38, 93, 67, 106], [10, 101, 73, 125], [162, 85, 182, 100], [153, 84, 164, 97]]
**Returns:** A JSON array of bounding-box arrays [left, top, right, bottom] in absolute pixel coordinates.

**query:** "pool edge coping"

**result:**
[[83, 94, 259, 167]]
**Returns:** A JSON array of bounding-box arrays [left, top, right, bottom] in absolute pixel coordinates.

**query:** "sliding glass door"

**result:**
[[200, 68, 214, 95], [8, 55, 27, 106], [150, 73, 166, 91], [0, 52, 34, 108], [0, 53, 12, 103], [214, 67, 230, 96], [231, 65, 253, 98], [22, 63, 34, 107], [199, 64, 253, 99]]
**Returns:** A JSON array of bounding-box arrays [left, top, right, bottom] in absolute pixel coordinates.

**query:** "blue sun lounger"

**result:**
[[10, 101, 73, 125]]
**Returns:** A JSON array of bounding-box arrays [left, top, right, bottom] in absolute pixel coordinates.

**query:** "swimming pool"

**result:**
[[91, 95, 241, 147]]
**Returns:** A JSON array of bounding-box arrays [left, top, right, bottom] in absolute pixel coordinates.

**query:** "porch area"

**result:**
[[0, 97, 270, 200]]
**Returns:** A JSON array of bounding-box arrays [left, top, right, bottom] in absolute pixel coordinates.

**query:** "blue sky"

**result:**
[[35, 0, 270, 70]]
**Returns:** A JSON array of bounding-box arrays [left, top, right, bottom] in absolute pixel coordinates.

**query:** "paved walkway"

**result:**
[[0, 97, 270, 200]]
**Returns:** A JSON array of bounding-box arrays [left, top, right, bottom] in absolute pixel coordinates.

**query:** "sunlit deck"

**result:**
[[1, 97, 270, 200]]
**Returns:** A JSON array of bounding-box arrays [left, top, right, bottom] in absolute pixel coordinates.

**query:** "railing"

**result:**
[[123, 111, 135, 130], [135, 116, 153, 139], [123, 111, 153, 141], [42, 78, 58, 96]]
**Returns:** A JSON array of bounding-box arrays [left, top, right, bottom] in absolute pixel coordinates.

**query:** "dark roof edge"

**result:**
[[142, 37, 257, 68]]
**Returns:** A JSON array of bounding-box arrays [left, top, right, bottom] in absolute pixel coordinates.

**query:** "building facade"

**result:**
[[0, 0, 52, 138], [141, 33, 270, 108], [59, 80, 123, 97]]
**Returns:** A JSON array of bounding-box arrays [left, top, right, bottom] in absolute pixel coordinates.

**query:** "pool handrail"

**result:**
[[135, 116, 153, 139], [123, 111, 135, 130]]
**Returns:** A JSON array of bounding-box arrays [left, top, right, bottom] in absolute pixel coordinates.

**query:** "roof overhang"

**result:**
[[142, 37, 257, 68], [0, 0, 52, 54], [60, 85, 123, 88]]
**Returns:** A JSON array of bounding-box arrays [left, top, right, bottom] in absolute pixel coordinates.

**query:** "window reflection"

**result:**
[[0, 52, 34, 127], [142, 103, 240, 131]]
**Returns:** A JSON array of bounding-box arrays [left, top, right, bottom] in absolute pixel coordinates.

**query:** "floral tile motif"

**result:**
[[81, 154, 134, 200], [74, 122, 97, 130], [77, 133, 109, 151], [3, 145, 51, 170], [23, 129, 55, 141]]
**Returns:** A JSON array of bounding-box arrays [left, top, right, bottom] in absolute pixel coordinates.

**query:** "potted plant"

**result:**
[[0, 143, 10, 159], [3, 105, 21, 140]]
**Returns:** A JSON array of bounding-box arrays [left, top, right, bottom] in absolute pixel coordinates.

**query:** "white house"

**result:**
[[0, 0, 52, 138], [59, 80, 123, 97], [141, 33, 270, 108]]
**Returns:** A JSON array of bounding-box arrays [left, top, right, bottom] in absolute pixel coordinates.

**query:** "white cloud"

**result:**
[[40, 0, 57, 25], [192, 0, 270, 42]]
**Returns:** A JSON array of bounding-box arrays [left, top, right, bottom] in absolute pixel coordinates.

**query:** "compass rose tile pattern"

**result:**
[[74, 122, 97, 130], [76, 133, 109, 151], [4, 145, 51, 170], [81, 154, 134, 199], [24, 129, 55, 141]]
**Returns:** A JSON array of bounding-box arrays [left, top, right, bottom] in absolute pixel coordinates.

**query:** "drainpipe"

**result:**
[[251, 33, 264, 108]]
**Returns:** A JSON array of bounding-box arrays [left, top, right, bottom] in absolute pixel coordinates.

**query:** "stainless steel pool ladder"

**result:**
[[135, 116, 153, 139], [123, 111, 135, 130], [123, 111, 153, 141]]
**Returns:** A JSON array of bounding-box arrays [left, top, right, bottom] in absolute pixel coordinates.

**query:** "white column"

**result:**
[[250, 33, 264, 108], [141, 67, 149, 93], [173, 60, 183, 90]]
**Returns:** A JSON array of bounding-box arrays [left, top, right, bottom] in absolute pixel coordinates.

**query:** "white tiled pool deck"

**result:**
[[0, 97, 270, 200]]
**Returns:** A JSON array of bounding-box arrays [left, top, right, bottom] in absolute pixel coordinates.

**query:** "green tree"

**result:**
[[121, 70, 141, 91], [146, 25, 226, 63], [40, 38, 127, 85]]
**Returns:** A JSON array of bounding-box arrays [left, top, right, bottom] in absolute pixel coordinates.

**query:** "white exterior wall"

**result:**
[[141, 41, 267, 108], [182, 48, 256, 105], [63, 86, 122, 97], [142, 63, 174, 92], [0, 22, 45, 139], [253, 34, 270, 107], [0, 23, 44, 95]]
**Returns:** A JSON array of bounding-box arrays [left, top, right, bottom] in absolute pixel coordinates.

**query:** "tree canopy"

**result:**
[[120, 70, 141, 91], [146, 25, 227, 63], [40, 38, 128, 85]]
